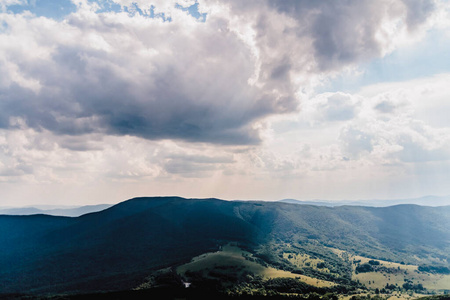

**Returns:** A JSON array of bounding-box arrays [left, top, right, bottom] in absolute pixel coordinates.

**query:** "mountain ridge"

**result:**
[[279, 195, 450, 207], [0, 204, 113, 217], [0, 196, 449, 296]]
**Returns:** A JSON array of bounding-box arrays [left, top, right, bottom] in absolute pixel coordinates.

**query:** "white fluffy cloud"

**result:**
[[0, 0, 448, 205], [0, 0, 438, 145], [295, 74, 450, 166]]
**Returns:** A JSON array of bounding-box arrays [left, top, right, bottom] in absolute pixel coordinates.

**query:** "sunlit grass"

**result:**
[[176, 243, 335, 288], [330, 247, 450, 293]]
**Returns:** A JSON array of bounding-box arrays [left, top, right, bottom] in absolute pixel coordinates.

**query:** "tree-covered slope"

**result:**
[[0, 197, 448, 295]]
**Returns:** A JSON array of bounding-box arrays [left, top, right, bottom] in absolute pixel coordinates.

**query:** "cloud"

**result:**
[[57, 135, 104, 151], [339, 126, 374, 159], [317, 93, 360, 122], [265, 72, 450, 175], [0, 0, 439, 147], [163, 153, 234, 177], [0, 160, 33, 178], [163, 160, 215, 177], [334, 86, 450, 164], [374, 101, 398, 114], [402, 0, 436, 30], [0, 0, 26, 12], [166, 154, 234, 164], [394, 132, 450, 162], [264, 0, 437, 70], [0, 5, 266, 145], [2, 0, 450, 207]]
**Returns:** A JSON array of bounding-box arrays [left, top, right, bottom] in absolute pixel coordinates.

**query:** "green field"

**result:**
[[135, 242, 449, 299], [176, 243, 449, 297], [330, 248, 450, 294], [176, 243, 336, 288], [283, 252, 332, 274]]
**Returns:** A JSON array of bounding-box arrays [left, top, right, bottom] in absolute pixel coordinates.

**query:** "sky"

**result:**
[[1, 0, 450, 206]]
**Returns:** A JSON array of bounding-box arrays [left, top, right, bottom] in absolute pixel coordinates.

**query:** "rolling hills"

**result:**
[[0, 197, 449, 297]]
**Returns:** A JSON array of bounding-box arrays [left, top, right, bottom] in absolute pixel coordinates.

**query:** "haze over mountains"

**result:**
[[280, 195, 450, 207], [1, 195, 448, 218], [0, 204, 112, 217], [0, 196, 449, 297], [0, 204, 113, 217]]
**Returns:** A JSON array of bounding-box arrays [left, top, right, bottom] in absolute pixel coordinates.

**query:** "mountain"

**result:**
[[280, 195, 450, 207], [0, 204, 113, 217], [0, 197, 449, 296], [279, 199, 337, 206]]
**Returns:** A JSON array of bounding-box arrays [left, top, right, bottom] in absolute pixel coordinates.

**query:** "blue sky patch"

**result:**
[[90, 0, 122, 14], [175, 2, 206, 22], [6, 0, 77, 20], [318, 28, 450, 93]]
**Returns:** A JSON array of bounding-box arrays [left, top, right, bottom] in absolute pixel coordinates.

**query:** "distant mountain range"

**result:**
[[0, 197, 449, 296], [0, 195, 448, 218], [0, 204, 112, 217], [279, 195, 450, 207]]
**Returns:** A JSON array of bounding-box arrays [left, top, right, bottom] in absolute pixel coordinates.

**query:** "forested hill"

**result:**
[[0, 197, 449, 295]]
